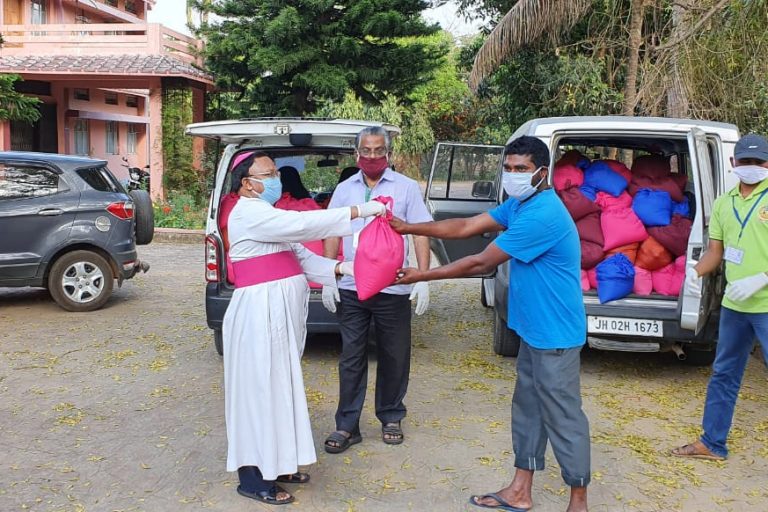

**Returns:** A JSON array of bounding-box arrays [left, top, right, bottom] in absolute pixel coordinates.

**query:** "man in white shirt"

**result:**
[[322, 126, 432, 453]]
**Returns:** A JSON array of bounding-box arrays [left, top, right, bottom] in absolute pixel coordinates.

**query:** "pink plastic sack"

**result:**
[[600, 207, 648, 251], [587, 268, 598, 289], [581, 270, 590, 291], [633, 266, 653, 295], [652, 261, 684, 296], [595, 191, 632, 211], [553, 164, 584, 192], [354, 196, 405, 301]]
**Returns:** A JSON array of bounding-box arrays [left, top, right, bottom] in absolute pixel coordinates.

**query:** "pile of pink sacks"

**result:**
[[554, 152, 692, 300]]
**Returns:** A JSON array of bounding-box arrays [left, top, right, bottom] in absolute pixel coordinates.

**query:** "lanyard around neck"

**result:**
[[731, 188, 768, 242]]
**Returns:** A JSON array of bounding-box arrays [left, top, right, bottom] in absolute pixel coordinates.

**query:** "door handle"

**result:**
[[38, 208, 63, 216]]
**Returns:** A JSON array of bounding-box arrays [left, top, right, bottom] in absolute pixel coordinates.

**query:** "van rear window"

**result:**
[[77, 166, 123, 193]]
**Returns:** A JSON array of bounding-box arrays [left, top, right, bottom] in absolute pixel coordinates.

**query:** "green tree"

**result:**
[[162, 89, 204, 199], [0, 74, 41, 123], [316, 91, 435, 177], [196, 0, 446, 116]]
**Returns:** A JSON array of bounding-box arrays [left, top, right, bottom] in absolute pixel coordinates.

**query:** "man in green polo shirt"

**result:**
[[672, 133, 768, 461]]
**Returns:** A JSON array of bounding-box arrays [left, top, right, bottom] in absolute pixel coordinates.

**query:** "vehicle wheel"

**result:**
[[683, 347, 716, 367], [214, 329, 223, 356], [493, 310, 521, 357], [48, 251, 114, 312], [130, 189, 154, 245]]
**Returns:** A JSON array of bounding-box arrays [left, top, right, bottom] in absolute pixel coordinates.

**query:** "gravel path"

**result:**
[[1, 241, 767, 511]]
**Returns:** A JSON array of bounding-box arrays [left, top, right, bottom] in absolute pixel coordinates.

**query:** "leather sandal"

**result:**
[[276, 472, 310, 484], [236, 484, 294, 505], [324, 430, 362, 454], [382, 421, 404, 445]]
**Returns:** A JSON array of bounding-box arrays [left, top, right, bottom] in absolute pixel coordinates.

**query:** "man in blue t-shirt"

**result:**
[[392, 136, 590, 512]]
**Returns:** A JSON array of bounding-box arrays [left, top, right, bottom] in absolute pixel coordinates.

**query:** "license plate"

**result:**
[[587, 316, 663, 337]]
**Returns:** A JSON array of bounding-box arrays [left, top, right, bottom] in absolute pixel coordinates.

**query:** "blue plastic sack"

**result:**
[[672, 197, 690, 218], [579, 184, 598, 201], [632, 188, 672, 227], [583, 161, 628, 197], [596, 253, 636, 304]]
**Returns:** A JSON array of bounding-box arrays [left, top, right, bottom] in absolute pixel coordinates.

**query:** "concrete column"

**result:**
[[51, 82, 68, 154], [191, 86, 205, 174], [148, 78, 164, 201]]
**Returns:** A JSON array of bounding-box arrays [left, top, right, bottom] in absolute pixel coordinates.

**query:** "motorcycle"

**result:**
[[121, 156, 150, 191]]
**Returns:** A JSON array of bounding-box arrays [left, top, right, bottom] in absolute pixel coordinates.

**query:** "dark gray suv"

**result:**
[[0, 152, 153, 311]]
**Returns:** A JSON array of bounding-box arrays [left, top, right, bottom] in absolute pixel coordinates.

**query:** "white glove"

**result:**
[[322, 285, 340, 313], [409, 281, 430, 316], [685, 267, 702, 297], [725, 273, 768, 302], [339, 261, 354, 277], [356, 200, 387, 218]]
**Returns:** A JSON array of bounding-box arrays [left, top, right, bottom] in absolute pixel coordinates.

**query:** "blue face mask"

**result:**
[[250, 176, 282, 205]]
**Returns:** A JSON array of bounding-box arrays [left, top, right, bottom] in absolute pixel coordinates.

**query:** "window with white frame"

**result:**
[[74, 120, 89, 156], [31, 0, 47, 24], [106, 121, 119, 154], [127, 124, 138, 154]]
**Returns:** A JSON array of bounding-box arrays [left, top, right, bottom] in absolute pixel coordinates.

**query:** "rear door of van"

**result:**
[[424, 142, 504, 275], [680, 128, 717, 333]]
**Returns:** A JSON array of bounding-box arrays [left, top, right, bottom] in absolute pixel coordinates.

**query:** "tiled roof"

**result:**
[[0, 54, 212, 83]]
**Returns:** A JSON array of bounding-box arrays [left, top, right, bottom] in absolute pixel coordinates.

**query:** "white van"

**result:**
[[186, 118, 400, 355], [426, 116, 740, 365]]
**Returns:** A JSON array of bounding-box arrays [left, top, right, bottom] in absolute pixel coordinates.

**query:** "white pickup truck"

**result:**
[[425, 116, 740, 365]]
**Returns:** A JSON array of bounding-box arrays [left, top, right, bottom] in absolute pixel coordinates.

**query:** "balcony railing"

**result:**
[[0, 23, 204, 68]]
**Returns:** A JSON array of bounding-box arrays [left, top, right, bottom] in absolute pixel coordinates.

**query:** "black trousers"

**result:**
[[335, 289, 412, 434]]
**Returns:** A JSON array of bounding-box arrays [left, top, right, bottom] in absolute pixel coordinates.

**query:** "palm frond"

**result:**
[[469, 0, 592, 91]]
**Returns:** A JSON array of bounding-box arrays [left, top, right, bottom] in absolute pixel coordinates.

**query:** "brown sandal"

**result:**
[[670, 441, 726, 461]]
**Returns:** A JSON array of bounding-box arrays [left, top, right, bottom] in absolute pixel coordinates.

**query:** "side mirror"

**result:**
[[471, 180, 495, 199]]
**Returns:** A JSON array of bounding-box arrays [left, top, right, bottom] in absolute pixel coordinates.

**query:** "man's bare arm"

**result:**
[[323, 236, 342, 259], [413, 235, 431, 271], [694, 239, 724, 276], [391, 212, 504, 240], [396, 243, 509, 284]]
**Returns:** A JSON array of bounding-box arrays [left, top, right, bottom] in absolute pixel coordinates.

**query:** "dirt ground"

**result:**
[[1, 241, 767, 512]]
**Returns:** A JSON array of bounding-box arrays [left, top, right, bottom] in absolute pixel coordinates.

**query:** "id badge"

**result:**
[[352, 230, 360, 249], [724, 246, 744, 265]]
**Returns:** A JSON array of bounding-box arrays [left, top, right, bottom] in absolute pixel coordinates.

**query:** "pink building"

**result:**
[[0, 0, 214, 198]]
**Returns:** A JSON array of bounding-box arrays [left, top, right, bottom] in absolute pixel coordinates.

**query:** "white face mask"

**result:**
[[733, 164, 768, 185], [502, 167, 545, 200]]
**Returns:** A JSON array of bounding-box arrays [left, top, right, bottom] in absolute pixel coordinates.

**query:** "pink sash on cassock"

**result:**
[[231, 251, 302, 288]]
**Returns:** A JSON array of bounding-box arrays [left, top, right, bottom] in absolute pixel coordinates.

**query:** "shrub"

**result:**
[[154, 190, 206, 229]]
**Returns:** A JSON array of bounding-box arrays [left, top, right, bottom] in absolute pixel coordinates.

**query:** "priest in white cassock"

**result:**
[[222, 151, 386, 506]]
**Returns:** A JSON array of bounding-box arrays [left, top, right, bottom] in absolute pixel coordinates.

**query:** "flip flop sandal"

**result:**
[[670, 443, 726, 461], [382, 422, 404, 445], [276, 472, 310, 484], [469, 493, 530, 511], [237, 484, 294, 505], [324, 431, 362, 454]]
